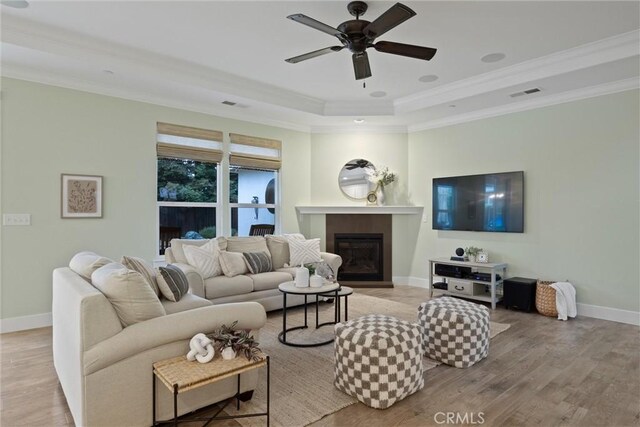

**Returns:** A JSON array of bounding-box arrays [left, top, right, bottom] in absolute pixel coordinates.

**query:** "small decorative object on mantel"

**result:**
[[477, 251, 489, 263], [209, 321, 263, 362], [61, 174, 103, 218], [186, 333, 215, 363], [464, 246, 482, 263], [365, 165, 396, 206]]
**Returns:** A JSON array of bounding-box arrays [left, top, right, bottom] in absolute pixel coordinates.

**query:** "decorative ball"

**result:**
[[455, 247, 464, 256]]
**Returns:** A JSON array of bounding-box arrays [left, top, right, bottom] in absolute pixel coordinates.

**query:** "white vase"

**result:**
[[468, 255, 476, 263], [309, 274, 324, 288], [376, 186, 385, 206], [295, 265, 309, 287], [221, 347, 236, 360]]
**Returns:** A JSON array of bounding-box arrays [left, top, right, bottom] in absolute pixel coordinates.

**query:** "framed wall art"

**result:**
[[61, 174, 103, 218]]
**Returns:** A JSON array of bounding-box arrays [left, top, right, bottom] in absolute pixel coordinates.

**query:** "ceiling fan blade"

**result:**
[[352, 52, 372, 80], [363, 3, 416, 39], [287, 14, 347, 40], [285, 46, 344, 64], [374, 41, 437, 60]]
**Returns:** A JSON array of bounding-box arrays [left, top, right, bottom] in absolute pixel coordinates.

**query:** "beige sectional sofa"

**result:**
[[53, 256, 267, 426], [165, 235, 343, 311]]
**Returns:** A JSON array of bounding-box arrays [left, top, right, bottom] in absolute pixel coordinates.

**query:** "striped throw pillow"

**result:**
[[156, 265, 189, 302], [121, 256, 160, 296], [243, 252, 273, 274]]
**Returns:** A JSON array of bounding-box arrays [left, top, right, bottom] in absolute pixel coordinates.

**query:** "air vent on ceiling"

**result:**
[[222, 100, 237, 106], [510, 87, 542, 98]]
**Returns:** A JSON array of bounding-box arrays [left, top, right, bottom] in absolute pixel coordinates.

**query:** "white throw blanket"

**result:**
[[550, 281, 577, 321]]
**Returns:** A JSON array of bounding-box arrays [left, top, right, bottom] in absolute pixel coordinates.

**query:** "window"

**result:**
[[228, 133, 281, 236], [157, 123, 223, 255]]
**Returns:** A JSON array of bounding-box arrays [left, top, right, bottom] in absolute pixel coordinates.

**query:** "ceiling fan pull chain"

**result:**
[[363, 81, 366, 88]]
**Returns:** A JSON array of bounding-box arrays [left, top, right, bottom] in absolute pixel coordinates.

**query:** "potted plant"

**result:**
[[465, 246, 482, 262], [209, 321, 262, 361]]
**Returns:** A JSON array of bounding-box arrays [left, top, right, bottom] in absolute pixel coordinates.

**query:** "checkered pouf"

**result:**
[[418, 297, 490, 368], [333, 314, 424, 409]]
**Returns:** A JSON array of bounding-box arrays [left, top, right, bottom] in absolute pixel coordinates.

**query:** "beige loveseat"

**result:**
[[165, 236, 343, 311], [53, 261, 267, 426]]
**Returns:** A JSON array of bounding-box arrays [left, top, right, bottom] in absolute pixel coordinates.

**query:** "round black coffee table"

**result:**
[[277, 281, 339, 347], [320, 286, 353, 322]]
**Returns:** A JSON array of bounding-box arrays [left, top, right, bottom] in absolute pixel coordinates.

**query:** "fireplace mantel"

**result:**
[[296, 206, 423, 215]]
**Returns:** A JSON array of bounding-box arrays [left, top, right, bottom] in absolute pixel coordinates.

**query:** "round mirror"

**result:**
[[338, 159, 375, 199]]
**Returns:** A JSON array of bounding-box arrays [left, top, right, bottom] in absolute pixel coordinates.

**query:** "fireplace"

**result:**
[[334, 234, 383, 281], [326, 214, 392, 287]]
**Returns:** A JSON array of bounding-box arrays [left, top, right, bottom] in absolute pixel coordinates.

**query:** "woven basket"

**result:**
[[535, 280, 558, 317]]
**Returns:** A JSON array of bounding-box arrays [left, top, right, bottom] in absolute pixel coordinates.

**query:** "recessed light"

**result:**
[[354, 118, 365, 124], [418, 74, 439, 83], [481, 53, 506, 63], [369, 91, 386, 98], [1, 0, 29, 8]]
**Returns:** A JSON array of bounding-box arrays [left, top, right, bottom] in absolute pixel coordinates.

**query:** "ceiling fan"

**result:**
[[285, 1, 437, 80], [344, 159, 373, 169]]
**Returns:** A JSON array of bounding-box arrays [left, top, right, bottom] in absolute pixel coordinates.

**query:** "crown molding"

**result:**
[[2, 66, 313, 133], [396, 29, 640, 114], [323, 100, 395, 116], [309, 124, 408, 134], [408, 78, 640, 132], [1, 15, 326, 116]]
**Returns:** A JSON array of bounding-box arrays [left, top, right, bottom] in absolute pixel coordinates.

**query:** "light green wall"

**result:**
[[306, 132, 414, 276], [0, 78, 310, 319], [1, 77, 638, 320], [408, 90, 640, 311]]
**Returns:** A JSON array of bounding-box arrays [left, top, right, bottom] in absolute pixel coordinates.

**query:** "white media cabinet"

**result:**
[[428, 257, 508, 309]]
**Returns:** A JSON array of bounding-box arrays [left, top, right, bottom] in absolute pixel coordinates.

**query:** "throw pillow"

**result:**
[[183, 239, 222, 279], [243, 252, 273, 274], [69, 251, 113, 281], [120, 255, 160, 296], [92, 263, 166, 327], [156, 265, 190, 302], [226, 236, 269, 254], [265, 235, 289, 270], [219, 251, 249, 277], [288, 238, 323, 266]]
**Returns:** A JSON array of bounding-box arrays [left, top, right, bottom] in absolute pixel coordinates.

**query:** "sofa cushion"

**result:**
[[120, 256, 160, 296], [226, 236, 269, 254], [219, 251, 249, 277], [249, 271, 293, 292], [243, 252, 273, 274], [288, 238, 323, 266], [183, 239, 222, 279], [69, 251, 113, 281], [91, 263, 166, 327], [169, 237, 227, 264], [276, 267, 298, 277], [204, 275, 253, 299], [161, 293, 212, 315], [157, 265, 190, 302]]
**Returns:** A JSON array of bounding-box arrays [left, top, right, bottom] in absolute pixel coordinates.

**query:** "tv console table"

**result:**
[[428, 257, 507, 309]]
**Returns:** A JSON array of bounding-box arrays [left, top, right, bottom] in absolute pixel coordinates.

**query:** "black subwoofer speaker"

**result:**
[[503, 277, 537, 312]]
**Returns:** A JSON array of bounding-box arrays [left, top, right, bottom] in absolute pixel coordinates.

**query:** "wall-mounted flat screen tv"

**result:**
[[432, 171, 524, 233]]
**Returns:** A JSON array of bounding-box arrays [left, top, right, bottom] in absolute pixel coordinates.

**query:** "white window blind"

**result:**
[[157, 122, 223, 163], [229, 133, 282, 170]]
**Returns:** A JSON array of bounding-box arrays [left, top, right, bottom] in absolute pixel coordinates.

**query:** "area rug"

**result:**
[[225, 294, 510, 427]]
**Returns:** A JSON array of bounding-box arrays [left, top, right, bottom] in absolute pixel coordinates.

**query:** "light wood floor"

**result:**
[[1, 287, 639, 426]]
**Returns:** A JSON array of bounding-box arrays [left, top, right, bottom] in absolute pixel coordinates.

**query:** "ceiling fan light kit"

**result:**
[[285, 1, 437, 80]]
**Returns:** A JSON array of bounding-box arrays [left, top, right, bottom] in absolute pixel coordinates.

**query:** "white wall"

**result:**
[[408, 90, 639, 312], [0, 78, 310, 320]]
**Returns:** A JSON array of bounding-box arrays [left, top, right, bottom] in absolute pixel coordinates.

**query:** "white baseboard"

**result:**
[[576, 303, 640, 326], [394, 277, 639, 326], [0, 312, 52, 334]]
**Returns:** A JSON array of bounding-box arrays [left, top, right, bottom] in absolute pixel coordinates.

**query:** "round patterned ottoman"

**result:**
[[418, 297, 490, 368], [333, 314, 424, 409]]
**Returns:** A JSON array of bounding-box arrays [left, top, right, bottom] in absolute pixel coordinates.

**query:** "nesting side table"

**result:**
[[152, 353, 269, 426]]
